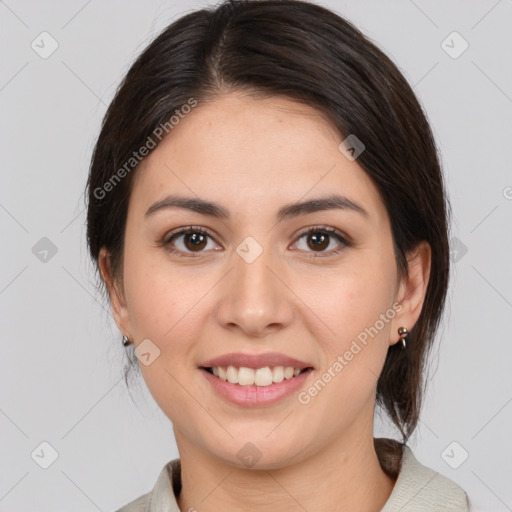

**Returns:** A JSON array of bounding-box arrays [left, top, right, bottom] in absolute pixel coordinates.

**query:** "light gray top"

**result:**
[[116, 443, 469, 511]]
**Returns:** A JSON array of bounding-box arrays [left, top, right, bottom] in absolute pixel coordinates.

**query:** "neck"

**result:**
[[175, 425, 397, 512]]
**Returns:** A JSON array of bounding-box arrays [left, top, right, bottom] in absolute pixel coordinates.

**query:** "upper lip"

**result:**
[[200, 352, 314, 370]]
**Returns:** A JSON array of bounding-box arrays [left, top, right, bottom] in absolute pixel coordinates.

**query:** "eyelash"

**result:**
[[160, 225, 351, 259]]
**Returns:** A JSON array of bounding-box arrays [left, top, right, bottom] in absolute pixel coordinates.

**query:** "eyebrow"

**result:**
[[145, 194, 369, 221]]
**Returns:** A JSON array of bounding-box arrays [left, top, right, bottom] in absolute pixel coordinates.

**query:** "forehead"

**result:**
[[129, 92, 386, 223]]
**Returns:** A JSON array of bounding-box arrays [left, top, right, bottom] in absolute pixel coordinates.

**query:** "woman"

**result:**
[[86, 1, 470, 510]]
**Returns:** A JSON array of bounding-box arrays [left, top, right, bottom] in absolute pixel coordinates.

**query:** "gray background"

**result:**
[[1, 0, 511, 510]]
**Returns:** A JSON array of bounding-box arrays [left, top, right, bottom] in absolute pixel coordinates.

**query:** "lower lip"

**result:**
[[200, 368, 313, 407]]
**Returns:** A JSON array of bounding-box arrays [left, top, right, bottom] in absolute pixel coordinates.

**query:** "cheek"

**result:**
[[303, 252, 398, 403], [298, 277, 395, 423], [314, 260, 396, 343], [121, 249, 208, 418], [121, 243, 221, 374], [122, 242, 199, 337]]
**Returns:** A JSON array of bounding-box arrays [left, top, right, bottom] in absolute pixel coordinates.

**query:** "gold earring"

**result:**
[[398, 327, 409, 349]]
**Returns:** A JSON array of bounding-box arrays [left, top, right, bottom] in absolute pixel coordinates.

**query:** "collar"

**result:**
[[145, 443, 468, 511]]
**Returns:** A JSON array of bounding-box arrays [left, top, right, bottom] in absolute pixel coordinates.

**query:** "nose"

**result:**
[[214, 243, 294, 338]]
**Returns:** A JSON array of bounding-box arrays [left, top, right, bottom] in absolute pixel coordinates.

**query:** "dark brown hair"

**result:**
[[86, 0, 450, 454]]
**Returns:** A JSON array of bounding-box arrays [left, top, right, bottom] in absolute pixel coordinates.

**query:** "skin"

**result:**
[[100, 91, 431, 511]]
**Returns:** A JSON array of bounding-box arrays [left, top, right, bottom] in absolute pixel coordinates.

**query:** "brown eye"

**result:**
[[293, 227, 350, 257], [306, 232, 330, 251], [163, 227, 219, 256], [183, 232, 208, 251]]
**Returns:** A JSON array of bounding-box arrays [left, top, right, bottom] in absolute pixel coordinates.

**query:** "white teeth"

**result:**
[[238, 367, 255, 385], [272, 366, 284, 383], [255, 367, 273, 386], [226, 365, 239, 384], [210, 365, 307, 386], [284, 366, 294, 379]]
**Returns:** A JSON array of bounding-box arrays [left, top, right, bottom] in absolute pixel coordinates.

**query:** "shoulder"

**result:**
[[381, 444, 469, 511], [115, 491, 151, 512], [114, 458, 181, 512]]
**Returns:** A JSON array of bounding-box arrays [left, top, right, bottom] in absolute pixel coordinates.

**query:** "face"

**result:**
[[102, 92, 428, 469]]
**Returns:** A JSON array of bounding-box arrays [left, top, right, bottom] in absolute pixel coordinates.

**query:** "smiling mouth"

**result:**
[[201, 365, 314, 387]]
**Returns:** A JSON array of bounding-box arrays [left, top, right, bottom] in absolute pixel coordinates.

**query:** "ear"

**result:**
[[390, 241, 431, 347], [98, 247, 133, 339]]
